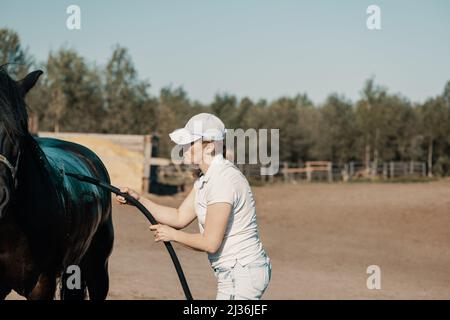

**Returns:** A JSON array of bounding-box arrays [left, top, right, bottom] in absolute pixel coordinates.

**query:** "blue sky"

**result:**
[[1, 0, 449, 104]]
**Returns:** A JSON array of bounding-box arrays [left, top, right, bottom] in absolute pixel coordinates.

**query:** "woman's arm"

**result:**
[[151, 202, 232, 254], [117, 187, 197, 229]]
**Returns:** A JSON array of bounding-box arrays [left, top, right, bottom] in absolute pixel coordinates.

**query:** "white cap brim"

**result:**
[[169, 128, 202, 145]]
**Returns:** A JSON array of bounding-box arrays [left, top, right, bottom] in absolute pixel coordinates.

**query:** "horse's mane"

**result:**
[[0, 65, 56, 177], [0, 66, 59, 212], [0, 64, 29, 139]]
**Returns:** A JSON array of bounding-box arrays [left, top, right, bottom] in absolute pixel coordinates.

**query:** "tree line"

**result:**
[[1, 28, 449, 176]]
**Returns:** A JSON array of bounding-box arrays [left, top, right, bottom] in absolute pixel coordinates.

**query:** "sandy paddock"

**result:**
[[7, 180, 450, 300], [106, 181, 450, 299]]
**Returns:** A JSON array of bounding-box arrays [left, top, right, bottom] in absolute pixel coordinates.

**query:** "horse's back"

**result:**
[[35, 137, 113, 266], [35, 137, 110, 183], [35, 136, 112, 218]]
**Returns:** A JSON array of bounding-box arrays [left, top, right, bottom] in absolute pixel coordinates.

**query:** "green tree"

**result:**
[[156, 86, 200, 156], [267, 95, 317, 163], [0, 28, 34, 78], [417, 97, 449, 177], [210, 94, 238, 128], [103, 45, 155, 134], [355, 78, 388, 175], [313, 94, 357, 164], [44, 48, 104, 132]]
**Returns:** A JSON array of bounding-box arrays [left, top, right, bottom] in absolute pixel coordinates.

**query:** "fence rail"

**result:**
[[236, 160, 428, 183], [278, 160, 427, 182]]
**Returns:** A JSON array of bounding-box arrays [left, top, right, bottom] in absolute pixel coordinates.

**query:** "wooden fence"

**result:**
[[280, 160, 427, 182]]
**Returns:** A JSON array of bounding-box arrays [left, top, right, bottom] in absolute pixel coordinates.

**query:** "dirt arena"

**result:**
[[7, 181, 450, 300]]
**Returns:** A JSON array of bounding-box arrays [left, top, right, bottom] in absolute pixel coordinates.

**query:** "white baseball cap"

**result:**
[[169, 113, 227, 145]]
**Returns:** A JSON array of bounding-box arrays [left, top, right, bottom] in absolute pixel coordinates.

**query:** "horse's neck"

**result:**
[[7, 135, 66, 273], [15, 135, 65, 221]]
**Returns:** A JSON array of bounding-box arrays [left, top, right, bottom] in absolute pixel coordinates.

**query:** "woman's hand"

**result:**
[[149, 224, 178, 242], [115, 187, 140, 205]]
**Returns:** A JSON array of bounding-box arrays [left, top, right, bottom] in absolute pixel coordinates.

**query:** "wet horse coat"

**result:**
[[0, 68, 114, 299]]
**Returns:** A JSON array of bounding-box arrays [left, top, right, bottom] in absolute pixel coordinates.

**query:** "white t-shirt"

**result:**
[[193, 153, 265, 269]]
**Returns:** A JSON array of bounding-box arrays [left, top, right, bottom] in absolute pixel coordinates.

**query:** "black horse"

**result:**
[[0, 67, 114, 300]]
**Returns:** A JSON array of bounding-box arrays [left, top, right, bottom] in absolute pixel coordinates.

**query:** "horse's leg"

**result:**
[[84, 221, 114, 300], [86, 260, 110, 300], [28, 273, 56, 300], [0, 284, 12, 300]]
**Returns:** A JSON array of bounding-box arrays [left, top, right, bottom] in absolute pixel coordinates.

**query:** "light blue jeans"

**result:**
[[213, 252, 272, 300]]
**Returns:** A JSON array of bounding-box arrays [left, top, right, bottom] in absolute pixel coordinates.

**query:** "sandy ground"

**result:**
[[7, 181, 450, 300]]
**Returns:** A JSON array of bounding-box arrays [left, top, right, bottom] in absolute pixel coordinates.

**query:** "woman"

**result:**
[[116, 113, 272, 300]]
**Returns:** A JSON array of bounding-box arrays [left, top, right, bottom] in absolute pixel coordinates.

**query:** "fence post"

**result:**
[[269, 170, 274, 183], [422, 162, 426, 177], [327, 162, 333, 182], [350, 161, 355, 180], [383, 162, 388, 180], [371, 161, 377, 179], [260, 167, 266, 183], [390, 161, 394, 179], [28, 114, 39, 134], [142, 134, 152, 193], [343, 163, 349, 182], [283, 162, 288, 182], [306, 162, 312, 182]]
